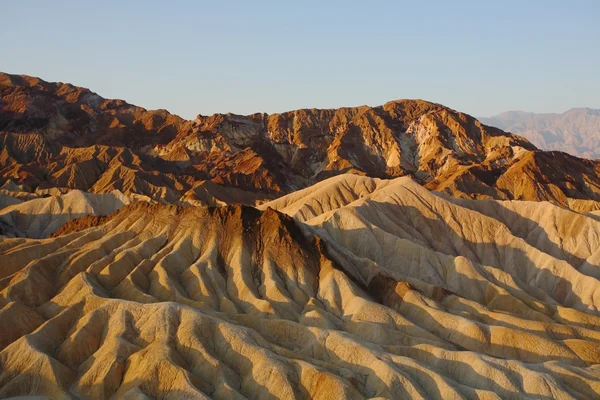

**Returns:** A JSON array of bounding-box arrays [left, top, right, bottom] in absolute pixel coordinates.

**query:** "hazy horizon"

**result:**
[[2, 0, 599, 119]]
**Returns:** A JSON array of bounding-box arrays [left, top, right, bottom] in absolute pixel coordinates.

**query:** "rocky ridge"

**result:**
[[1, 175, 600, 398], [3, 71, 600, 399], [3, 72, 600, 208]]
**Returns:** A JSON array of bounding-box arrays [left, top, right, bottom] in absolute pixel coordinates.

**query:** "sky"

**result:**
[[1, 0, 599, 119]]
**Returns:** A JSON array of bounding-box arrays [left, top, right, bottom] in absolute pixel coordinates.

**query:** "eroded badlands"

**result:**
[[1, 175, 600, 399]]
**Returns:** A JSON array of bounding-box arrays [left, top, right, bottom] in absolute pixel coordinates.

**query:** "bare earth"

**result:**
[[1, 175, 600, 399], [2, 73, 600, 399]]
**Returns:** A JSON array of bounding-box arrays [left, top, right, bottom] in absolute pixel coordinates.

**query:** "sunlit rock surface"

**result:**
[[1, 175, 599, 399]]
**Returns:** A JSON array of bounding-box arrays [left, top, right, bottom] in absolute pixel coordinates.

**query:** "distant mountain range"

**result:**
[[481, 108, 600, 159]]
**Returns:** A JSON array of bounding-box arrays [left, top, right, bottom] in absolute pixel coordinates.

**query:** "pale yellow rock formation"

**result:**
[[1, 175, 600, 399], [0, 190, 130, 238]]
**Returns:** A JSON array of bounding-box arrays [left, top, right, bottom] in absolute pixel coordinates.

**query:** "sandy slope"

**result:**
[[0, 190, 130, 238], [1, 175, 600, 399]]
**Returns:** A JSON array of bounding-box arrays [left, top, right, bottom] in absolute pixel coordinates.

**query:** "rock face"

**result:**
[[4, 72, 600, 208], [481, 108, 600, 159], [2, 175, 600, 399], [3, 71, 600, 399]]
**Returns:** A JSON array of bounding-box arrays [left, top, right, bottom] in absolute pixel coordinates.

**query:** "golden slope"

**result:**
[[0, 189, 131, 238], [1, 176, 600, 398]]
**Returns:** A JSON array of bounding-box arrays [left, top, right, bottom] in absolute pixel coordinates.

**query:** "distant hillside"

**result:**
[[481, 108, 600, 159]]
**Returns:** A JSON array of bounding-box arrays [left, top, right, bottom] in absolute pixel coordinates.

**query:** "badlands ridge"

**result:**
[[1, 175, 600, 399], [3, 72, 600, 208], [1, 73, 600, 399]]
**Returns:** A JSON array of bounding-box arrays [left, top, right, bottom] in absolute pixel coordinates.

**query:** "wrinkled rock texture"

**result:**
[[1, 175, 600, 398], [2, 73, 600, 399]]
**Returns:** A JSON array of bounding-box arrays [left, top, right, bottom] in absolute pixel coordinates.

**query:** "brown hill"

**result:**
[[3, 71, 600, 208]]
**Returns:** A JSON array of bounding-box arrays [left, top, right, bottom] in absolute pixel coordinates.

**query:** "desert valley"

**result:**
[[0, 72, 599, 399]]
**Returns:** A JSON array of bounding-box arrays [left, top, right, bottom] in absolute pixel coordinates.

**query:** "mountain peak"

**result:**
[[3, 72, 600, 209]]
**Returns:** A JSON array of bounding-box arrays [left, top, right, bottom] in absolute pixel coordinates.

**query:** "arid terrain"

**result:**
[[481, 108, 600, 159], [4, 73, 600, 208], [1, 74, 600, 399]]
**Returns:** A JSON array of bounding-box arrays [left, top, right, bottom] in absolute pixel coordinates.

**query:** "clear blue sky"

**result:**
[[2, 0, 599, 119]]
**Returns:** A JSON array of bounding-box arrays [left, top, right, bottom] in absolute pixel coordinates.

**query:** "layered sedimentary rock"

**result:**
[[1, 175, 600, 399], [3, 71, 600, 399], [0, 189, 130, 238], [4, 72, 600, 208]]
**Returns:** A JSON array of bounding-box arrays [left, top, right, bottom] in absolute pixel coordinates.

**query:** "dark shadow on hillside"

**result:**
[[436, 193, 600, 273], [337, 200, 600, 316], [2, 200, 600, 398]]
